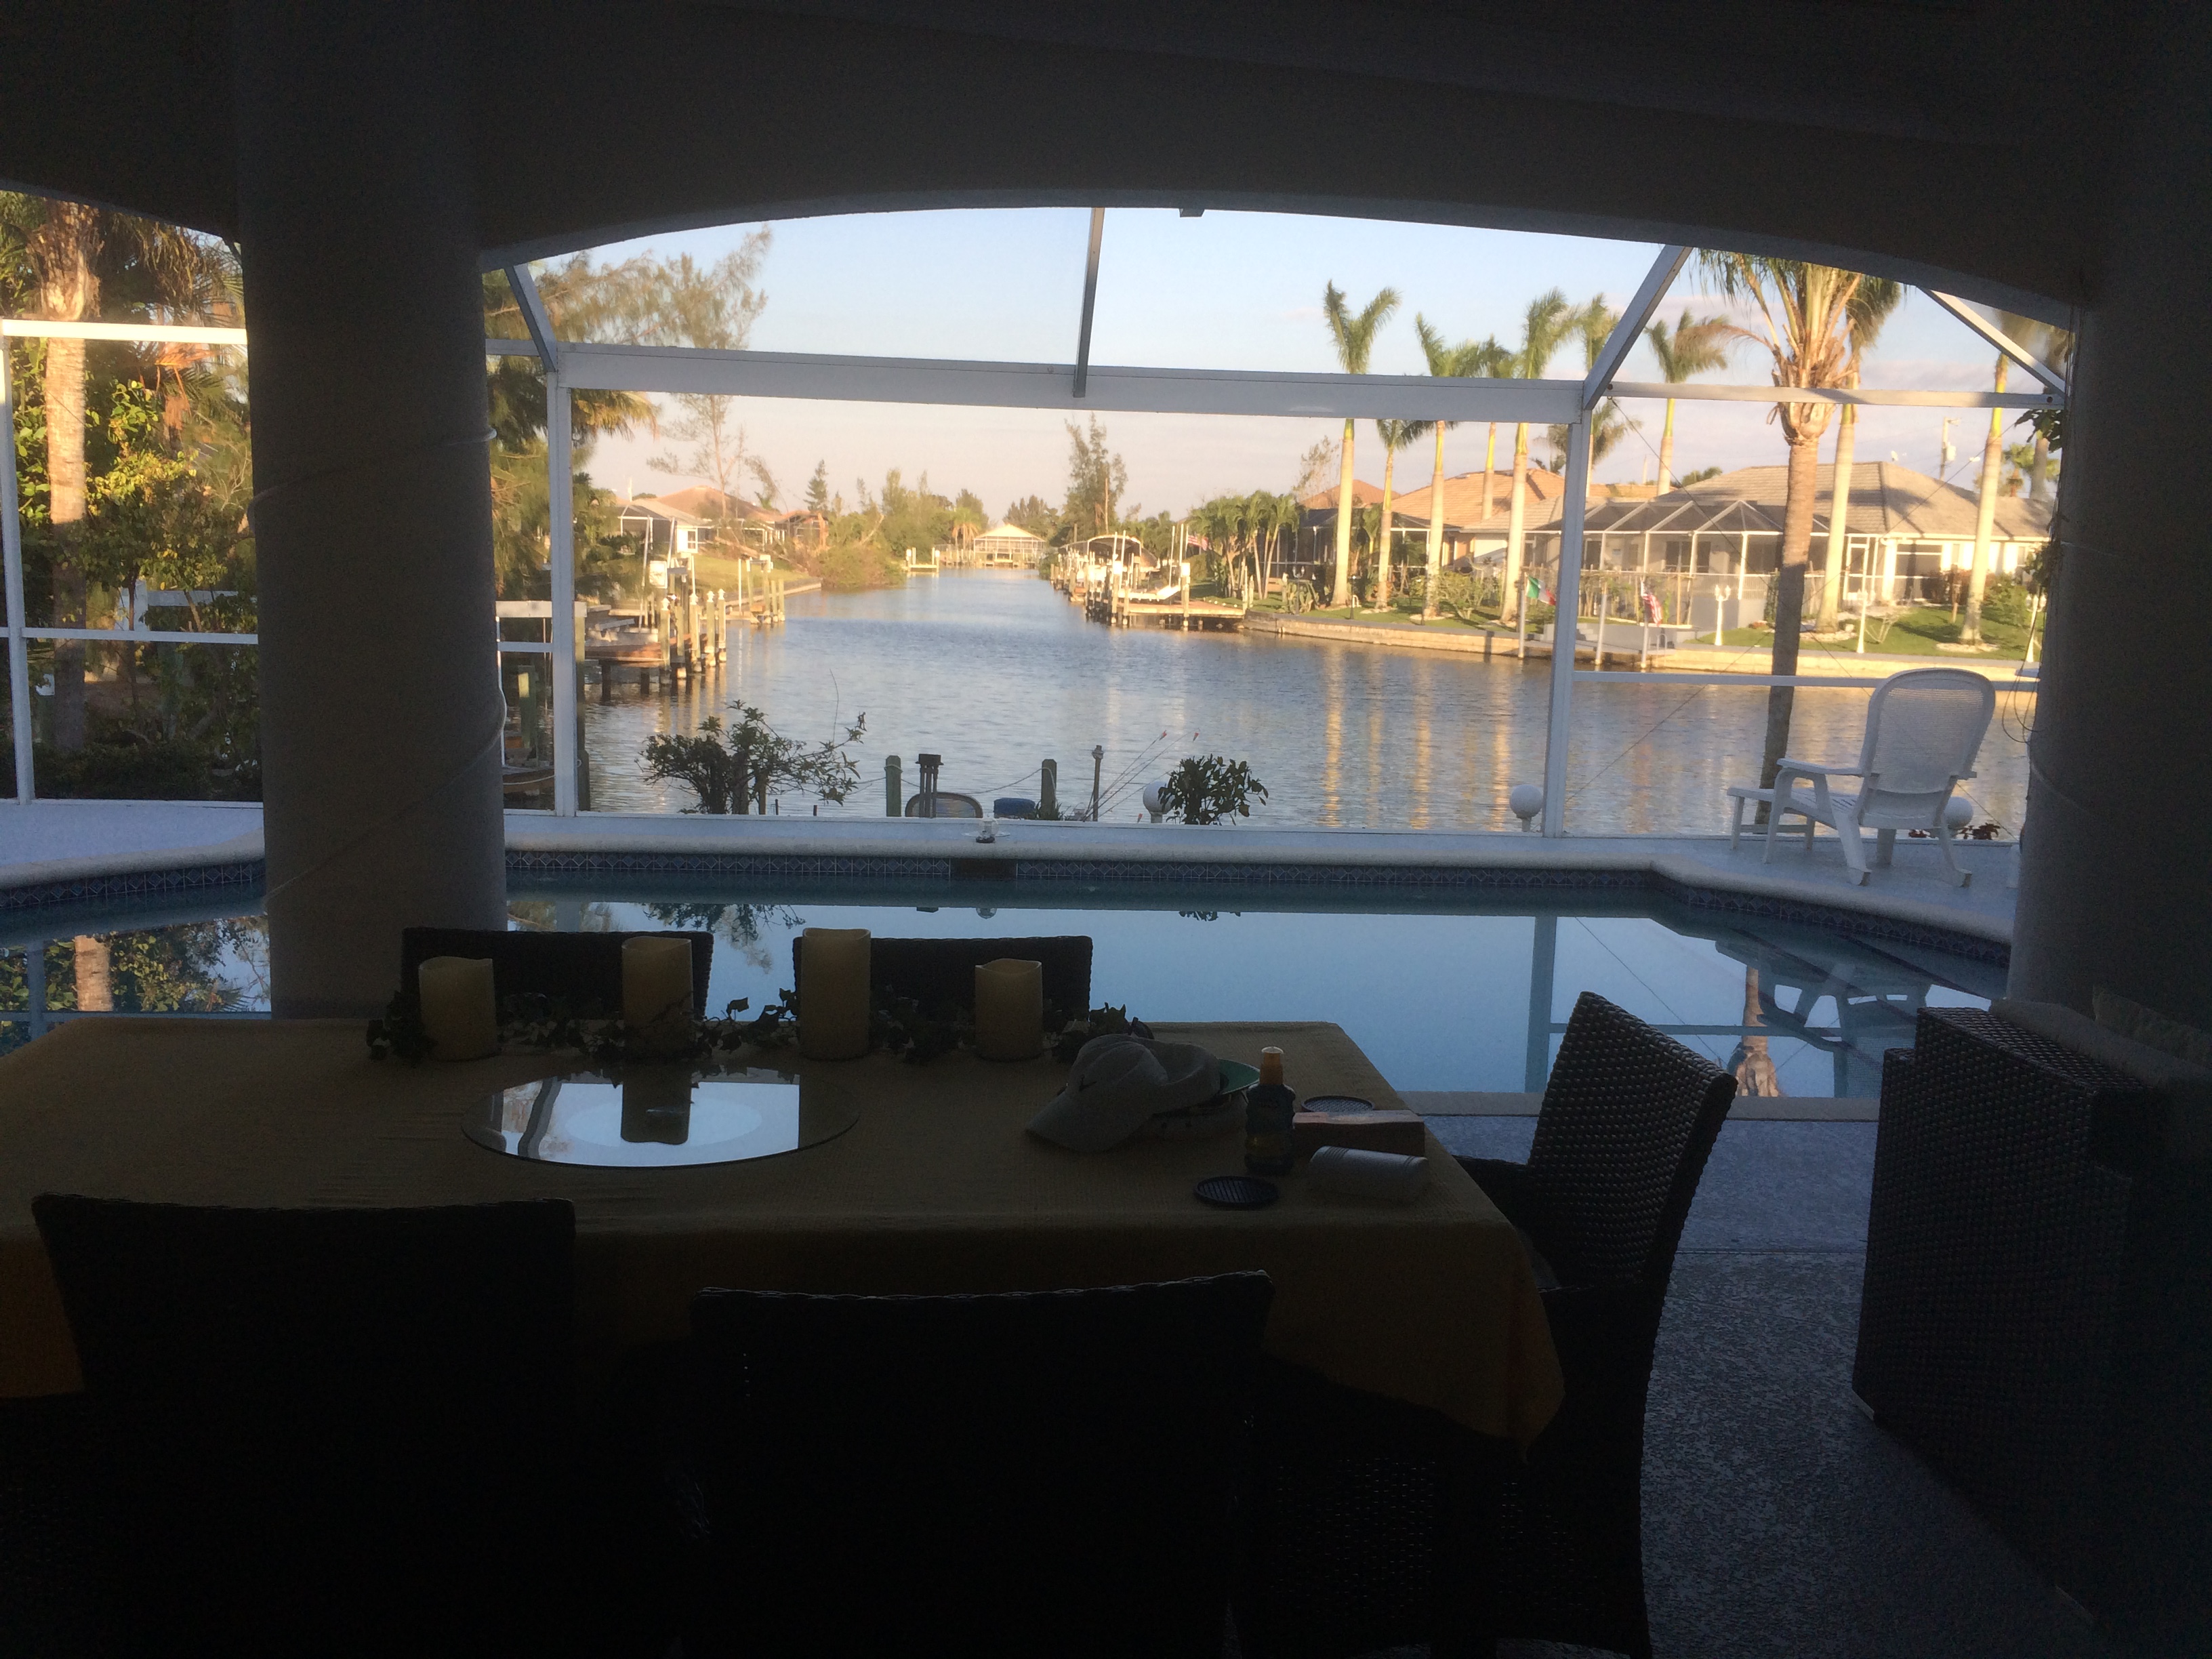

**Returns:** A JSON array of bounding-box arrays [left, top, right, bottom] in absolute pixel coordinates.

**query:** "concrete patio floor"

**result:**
[[1411, 1116, 2115, 1659]]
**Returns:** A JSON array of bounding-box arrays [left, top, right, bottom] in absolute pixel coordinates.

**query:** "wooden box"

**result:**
[[1292, 1109, 1427, 1158]]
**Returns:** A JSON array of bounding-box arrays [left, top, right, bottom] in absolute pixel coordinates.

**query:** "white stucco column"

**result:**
[[2011, 3, 2212, 1022], [234, 1, 507, 1015]]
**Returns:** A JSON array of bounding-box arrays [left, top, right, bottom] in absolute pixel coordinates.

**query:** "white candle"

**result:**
[[973, 958, 1044, 1061], [418, 956, 498, 1061], [799, 928, 872, 1060], [623, 937, 694, 1042]]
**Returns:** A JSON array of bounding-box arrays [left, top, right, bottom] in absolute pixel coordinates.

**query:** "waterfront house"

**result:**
[[1497, 462, 2052, 614], [613, 496, 710, 571], [972, 520, 1047, 566], [1381, 467, 1572, 569]]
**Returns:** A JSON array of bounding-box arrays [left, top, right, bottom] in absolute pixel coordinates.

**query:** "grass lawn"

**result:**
[[1715, 605, 2036, 658]]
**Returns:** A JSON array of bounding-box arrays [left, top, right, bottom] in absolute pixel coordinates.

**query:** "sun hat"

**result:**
[[1027, 1033, 1223, 1152]]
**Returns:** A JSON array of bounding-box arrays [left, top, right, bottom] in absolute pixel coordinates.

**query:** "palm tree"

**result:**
[[1, 195, 239, 750], [1411, 321, 1505, 619], [1961, 310, 2071, 643], [1258, 490, 1303, 596], [1697, 252, 1902, 792], [1499, 289, 1578, 625], [1370, 418, 1420, 605], [1322, 283, 1400, 609], [1811, 290, 1900, 631], [1644, 308, 1731, 490]]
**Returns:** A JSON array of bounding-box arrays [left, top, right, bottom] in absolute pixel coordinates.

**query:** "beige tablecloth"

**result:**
[[0, 1018, 1562, 1445]]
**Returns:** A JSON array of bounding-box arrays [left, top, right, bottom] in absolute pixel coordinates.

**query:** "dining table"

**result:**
[[0, 1016, 1563, 1447]]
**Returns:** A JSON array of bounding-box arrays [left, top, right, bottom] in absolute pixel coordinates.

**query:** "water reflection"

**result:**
[[576, 572, 2029, 834], [4, 884, 1998, 1093]]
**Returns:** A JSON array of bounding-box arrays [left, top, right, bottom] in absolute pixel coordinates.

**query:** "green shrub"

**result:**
[[1982, 577, 2032, 628], [33, 739, 260, 801], [1156, 754, 1268, 825]]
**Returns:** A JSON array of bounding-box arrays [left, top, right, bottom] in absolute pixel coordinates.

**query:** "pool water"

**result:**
[[1, 878, 2000, 1095]]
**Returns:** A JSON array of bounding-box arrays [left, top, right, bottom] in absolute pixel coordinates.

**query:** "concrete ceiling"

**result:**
[[1, 1, 2121, 321]]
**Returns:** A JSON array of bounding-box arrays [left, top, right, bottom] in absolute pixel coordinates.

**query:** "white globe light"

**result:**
[[1943, 798, 1974, 831], [1509, 784, 1544, 829]]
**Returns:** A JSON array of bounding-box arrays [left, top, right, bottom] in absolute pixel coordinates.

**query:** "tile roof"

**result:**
[[1492, 461, 2053, 541]]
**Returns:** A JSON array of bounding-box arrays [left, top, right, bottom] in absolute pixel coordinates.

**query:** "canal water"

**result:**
[[578, 570, 2032, 834]]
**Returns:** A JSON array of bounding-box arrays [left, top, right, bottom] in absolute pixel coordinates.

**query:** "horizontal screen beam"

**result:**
[[1607, 380, 2059, 409], [550, 344, 1591, 422]]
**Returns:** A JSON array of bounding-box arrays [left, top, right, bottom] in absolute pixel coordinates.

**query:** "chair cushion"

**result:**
[[2094, 987, 2212, 1068], [1991, 998, 2212, 1160]]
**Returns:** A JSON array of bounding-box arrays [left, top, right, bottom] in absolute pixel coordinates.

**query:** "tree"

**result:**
[[1544, 299, 1639, 472], [1061, 415, 1127, 539], [1644, 308, 1731, 491], [1290, 438, 1340, 499], [805, 461, 830, 513], [1368, 419, 1419, 604], [1498, 289, 1578, 625], [1961, 310, 2073, 643], [1004, 493, 1057, 537], [1321, 283, 1400, 608], [640, 234, 772, 505], [1696, 251, 1902, 793], [482, 261, 659, 600], [1410, 319, 1505, 618], [1, 195, 238, 750], [640, 703, 865, 815]]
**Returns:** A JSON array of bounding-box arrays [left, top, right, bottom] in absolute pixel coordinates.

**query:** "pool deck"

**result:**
[[1, 798, 2017, 948]]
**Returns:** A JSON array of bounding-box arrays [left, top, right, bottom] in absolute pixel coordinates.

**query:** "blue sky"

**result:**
[[571, 209, 2024, 519]]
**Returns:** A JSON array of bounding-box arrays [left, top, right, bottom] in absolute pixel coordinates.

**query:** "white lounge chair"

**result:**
[[1726, 668, 1996, 886]]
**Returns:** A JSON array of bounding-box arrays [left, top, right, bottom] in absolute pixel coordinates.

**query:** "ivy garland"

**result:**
[[367, 986, 1147, 1068]]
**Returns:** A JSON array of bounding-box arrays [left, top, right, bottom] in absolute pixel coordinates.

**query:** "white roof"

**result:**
[[977, 521, 1045, 542]]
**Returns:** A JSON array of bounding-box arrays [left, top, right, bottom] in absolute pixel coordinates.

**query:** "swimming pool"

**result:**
[[1, 873, 1999, 1095]]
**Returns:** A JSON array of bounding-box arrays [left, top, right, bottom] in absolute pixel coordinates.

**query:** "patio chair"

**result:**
[[401, 925, 716, 1017], [1856, 1004, 2212, 1654], [1726, 666, 1995, 886], [680, 1274, 1273, 1658], [30, 1196, 584, 1659], [1450, 991, 1738, 1659], [790, 933, 1093, 1015]]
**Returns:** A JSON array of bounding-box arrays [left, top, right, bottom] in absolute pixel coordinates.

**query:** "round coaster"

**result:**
[[1300, 1094, 1374, 1113], [1194, 1175, 1280, 1210]]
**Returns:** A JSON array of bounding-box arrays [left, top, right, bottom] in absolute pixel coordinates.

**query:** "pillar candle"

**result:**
[[623, 937, 694, 1044], [973, 958, 1044, 1061], [799, 928, 872, 1060], [418, 956, 498, 1061]]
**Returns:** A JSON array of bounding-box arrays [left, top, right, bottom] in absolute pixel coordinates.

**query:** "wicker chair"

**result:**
[[0, 1392, 117, 1657], [30, 1196, 583, 1659], [1452, 991, 1738, 1659], [400, 925, 716, 1017], [790, 933, 1092, 1015], [1855, 1005, 2212, 1654], [1233, 994, 1735, 1659], [680, 1274, 1273, 1658]]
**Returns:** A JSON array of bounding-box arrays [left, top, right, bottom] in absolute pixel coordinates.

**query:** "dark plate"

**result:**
[[1300, 1094, 1375, 1113], [1194, 1175, 1280, 1210]]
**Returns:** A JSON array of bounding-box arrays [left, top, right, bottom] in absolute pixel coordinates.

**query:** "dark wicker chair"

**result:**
[[30, 1196, 583, 1659], [0, 1392, 118, 1657], [1856, 1005, 2212, 1655], [1232, 992, 1736, 1659], [681, 1273, 1273, 1658], [1448, 991, 1737, 1659], [401, 925, 715, 1017], [790, 933, 1092, 1015]]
